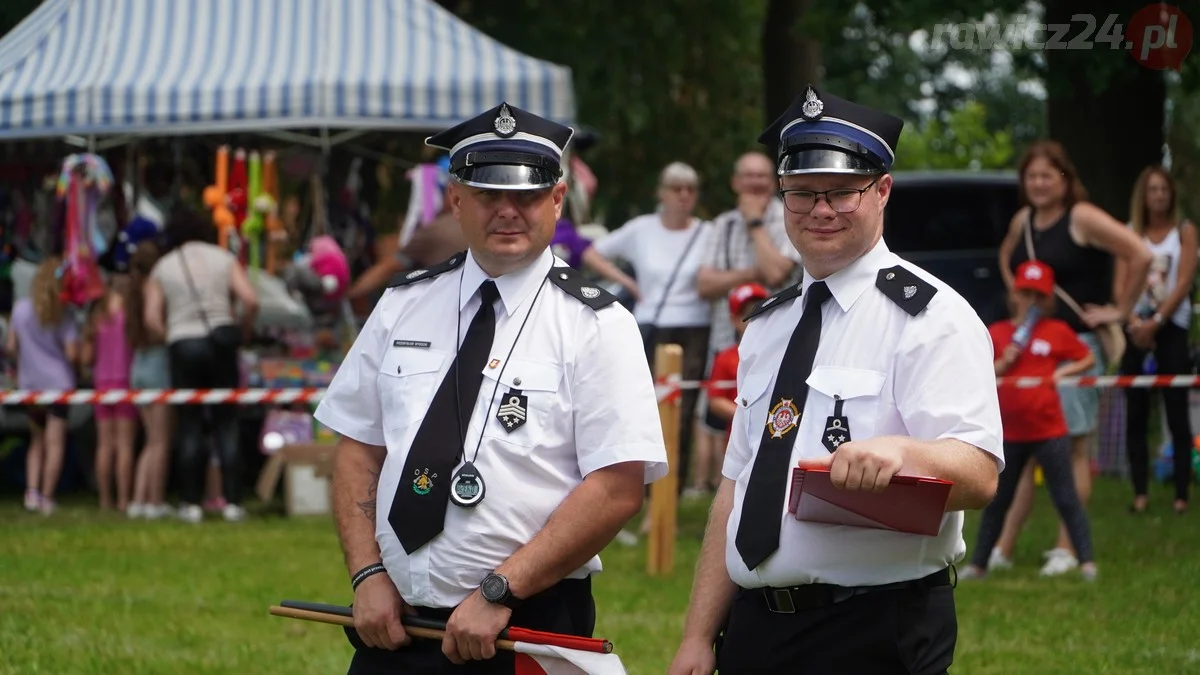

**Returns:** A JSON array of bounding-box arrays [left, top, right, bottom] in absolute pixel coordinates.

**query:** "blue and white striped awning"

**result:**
[[0, 0, 576, 140]]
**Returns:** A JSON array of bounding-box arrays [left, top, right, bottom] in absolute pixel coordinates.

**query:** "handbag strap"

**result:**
[[650, 220, 705, 324], [1023, 209, 1089, 321], [176, 243, 213, 334]]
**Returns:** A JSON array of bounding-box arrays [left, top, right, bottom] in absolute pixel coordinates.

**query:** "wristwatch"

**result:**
[[746, 217, 765, 229], [480, 572, 522, 609]]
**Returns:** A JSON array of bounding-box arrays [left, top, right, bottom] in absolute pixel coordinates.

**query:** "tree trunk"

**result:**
[[762, 0, 820, 127], [1044, 0, 1166, 222]]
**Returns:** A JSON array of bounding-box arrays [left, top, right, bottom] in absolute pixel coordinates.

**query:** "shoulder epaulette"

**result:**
[[744, 282, 803, 321], [547, 266, 619, 310], [387, 251, 467, 288], [875, 265, 937, 316]]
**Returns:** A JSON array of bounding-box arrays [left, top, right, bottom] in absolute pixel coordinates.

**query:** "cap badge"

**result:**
[[801, 86, 824, 120], [494, 103, 517, 137]]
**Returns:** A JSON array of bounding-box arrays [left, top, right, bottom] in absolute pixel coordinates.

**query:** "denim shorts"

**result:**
[[1058, 331, 1104, 437], [131, 347, 171, 390]]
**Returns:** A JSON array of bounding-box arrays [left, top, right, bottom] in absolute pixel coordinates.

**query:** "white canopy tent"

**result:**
[[0, 0, 577, 147]]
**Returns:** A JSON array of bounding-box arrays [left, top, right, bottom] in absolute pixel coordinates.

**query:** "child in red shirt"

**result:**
[[697, 283, 769, 491], [961, 260, 1098, 580]]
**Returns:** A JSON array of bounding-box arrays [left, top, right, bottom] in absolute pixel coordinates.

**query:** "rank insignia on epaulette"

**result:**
[[745, 283, 803, 321], [387, 252, 467, 288], [548, 267, 619, 310], [875, 265, 936, 316]]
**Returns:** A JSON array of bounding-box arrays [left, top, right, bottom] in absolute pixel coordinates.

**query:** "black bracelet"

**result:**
[[351, 562, 387, 591]]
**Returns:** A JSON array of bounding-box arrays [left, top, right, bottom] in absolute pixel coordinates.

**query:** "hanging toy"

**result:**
[[56, 154, 112, 308], [225, 148, 249, 258], [262, 151, 285, 274], [202, 146, 236, 250], [241, 151, 268, 271]]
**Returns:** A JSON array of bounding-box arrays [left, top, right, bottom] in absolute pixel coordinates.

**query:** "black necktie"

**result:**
[[390, 280, 500, 554], [735, 281, 832, 570]]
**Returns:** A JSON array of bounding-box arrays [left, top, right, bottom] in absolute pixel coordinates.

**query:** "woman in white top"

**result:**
[[583, 161, 713, 491], [144, 207, 259, 523], [1115, 165, 1197, 515]]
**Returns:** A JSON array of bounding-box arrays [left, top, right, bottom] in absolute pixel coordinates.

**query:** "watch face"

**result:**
[[482, 574, 506, 601]]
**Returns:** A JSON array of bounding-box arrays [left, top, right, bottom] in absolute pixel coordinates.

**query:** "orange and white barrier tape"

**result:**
[[0, 388, 325, 406], [651, 374, 1200, 403], [3, 374, 1200, 407]]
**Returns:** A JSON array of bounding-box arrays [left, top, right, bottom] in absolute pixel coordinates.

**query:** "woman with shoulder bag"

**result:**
[[144, 206, 259, 523], [995, 140, 1152, 576]]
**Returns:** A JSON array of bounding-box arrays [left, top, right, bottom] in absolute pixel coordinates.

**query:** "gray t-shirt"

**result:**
[[151, 242, 236, 344]]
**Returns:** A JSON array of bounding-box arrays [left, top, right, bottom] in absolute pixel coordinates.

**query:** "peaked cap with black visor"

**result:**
[[425, 102, 575, 191], [758, 85, 904, 176]]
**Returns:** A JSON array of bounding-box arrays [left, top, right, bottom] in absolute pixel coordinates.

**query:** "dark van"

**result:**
[[884, 170, 1021, 326]]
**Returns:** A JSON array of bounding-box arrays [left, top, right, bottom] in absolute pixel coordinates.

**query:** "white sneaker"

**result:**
[[222, 504, 246, 522], [1040, 549, 1079, 576], [127, 502, 145, 519], [988, 548, 1013, 571], [177, 504, 203, 524], [144, 503, 172, 520]]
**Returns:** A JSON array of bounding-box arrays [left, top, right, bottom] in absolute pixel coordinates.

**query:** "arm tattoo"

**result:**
[[356, 468, 380, 521]]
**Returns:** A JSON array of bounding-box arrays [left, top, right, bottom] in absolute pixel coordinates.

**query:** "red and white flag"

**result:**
[[506, 627, 626, 675], [513, 642, 627, 675]]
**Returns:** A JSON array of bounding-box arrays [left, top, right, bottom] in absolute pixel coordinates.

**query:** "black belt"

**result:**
[[744, 567, 953, 614]]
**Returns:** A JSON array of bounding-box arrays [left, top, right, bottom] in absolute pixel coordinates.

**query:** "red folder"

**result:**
[[786, 468, 953, 536]]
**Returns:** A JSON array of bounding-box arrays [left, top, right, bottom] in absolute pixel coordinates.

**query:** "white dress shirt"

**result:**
[[722, 238, 1004, 589], [315, 247, 669, 608]]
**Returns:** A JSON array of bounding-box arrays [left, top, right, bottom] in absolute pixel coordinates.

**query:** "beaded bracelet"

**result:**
[[351, 562, 387, 591]]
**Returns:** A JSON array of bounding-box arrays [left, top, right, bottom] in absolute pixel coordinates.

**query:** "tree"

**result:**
[[894, 100, 1015, 170], [438, 0, 767, 224], [1042, 0, 1168, 222]]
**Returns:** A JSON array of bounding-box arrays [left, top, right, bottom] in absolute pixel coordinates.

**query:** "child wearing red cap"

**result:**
[[961, 260, 1098, 580], [693, 283, 770, 494]]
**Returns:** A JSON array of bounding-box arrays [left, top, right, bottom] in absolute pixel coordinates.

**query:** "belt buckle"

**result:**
[[766, 588, 796, 614]]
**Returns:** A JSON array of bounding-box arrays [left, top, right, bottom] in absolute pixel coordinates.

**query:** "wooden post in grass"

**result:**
[[648, 343, 683, 576]]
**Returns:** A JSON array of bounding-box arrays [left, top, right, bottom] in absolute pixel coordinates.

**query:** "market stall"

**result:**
[[0, 0, 579, 507]]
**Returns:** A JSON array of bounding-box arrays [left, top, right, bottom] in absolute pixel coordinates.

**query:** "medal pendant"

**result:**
[[449, 461, 486, 508]]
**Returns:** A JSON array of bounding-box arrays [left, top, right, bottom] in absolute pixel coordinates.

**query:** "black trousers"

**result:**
[[168, 333, 242, 506], [1121, 322, 1194, 502], [345, 577, 595, 675], [717, 573, 957, 675]]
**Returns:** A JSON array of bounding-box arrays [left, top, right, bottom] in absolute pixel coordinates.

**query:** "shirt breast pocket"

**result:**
[[376, 348, 451, 431], [805, 366, 886, 445], [481, 358, 564, 450], [738, 371, 776, 443]]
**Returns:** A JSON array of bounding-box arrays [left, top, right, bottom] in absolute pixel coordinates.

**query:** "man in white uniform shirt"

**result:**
[[315, 102, 668, 675], [668, 87, 1004, 675]]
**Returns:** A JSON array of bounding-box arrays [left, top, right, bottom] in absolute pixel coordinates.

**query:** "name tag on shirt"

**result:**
[[393, 339, 432, 349]]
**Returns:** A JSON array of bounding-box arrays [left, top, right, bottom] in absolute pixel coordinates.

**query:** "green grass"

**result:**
[[1, 477, 1198, 674]]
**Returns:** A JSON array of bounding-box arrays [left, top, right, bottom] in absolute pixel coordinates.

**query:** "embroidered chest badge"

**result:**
[[496, 389, 529, 432], [766, 398, 800, 439], [412, 468, 437, 495]]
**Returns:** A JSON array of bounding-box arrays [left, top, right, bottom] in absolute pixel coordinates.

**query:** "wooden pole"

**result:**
[[647, 343, 683, 576]]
